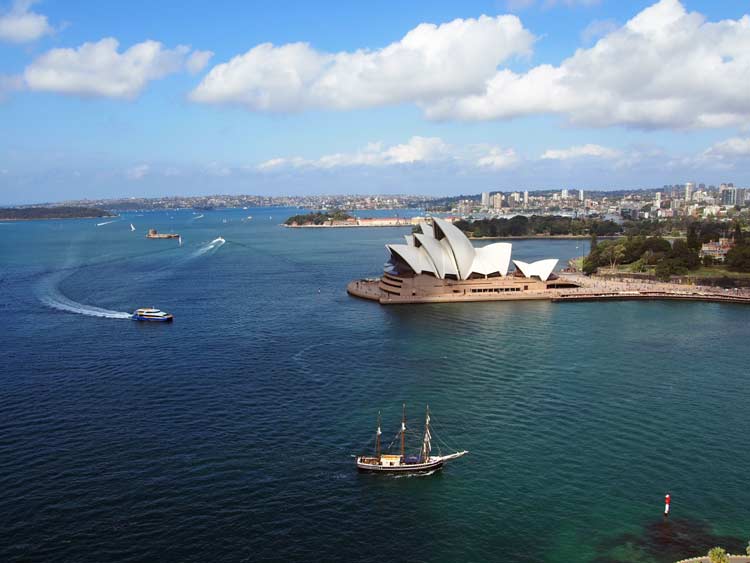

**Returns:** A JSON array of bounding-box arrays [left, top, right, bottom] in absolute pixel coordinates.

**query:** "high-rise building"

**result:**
[[523, 190, 529, 206], [561, 189, 569, 199], [685, 182, 694, 202], [493, 193, 503, 210], [579, 189, 584, 202], [481, 191, 490, 208], [722, 188, 738, 206]]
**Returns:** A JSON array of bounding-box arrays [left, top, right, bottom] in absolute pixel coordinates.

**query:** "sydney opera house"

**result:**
[[347, 218, 579, 304]]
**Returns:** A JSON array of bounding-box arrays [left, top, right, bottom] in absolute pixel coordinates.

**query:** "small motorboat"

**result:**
[[356, 405, 467, 474], [132, 308, 173, 322]]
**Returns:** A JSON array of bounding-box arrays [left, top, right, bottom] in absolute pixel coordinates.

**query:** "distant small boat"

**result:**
[[356, 405, 467, 474], [130, 223, 136, 232], [132, 308, 173, 322], [246, 216, 253, 220]]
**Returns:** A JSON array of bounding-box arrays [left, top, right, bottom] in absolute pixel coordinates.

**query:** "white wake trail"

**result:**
[[192, 237, 225, 257], [37, 272, 132, 319], [96, 219, 120, 227]]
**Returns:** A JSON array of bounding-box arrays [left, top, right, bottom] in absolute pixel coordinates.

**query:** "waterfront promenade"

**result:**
[[674, 556, 750, 563], [348, 274, 750, 305]]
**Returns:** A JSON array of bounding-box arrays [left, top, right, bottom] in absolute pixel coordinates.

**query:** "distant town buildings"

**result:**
[[48, 179, 750, 226], [700, 238, 735, 262]]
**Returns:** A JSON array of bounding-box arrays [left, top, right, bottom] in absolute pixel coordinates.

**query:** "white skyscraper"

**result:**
[[685, 182, 694, 202], [579, 189, 584, 202], [493, 193, 503, 210], [523, 190, 529, 206], [481, 191, 490, 208], [561, 189, 569, 199]]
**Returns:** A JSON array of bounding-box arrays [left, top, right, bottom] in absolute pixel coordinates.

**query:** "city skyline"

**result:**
[[2, 0, 750, 203]]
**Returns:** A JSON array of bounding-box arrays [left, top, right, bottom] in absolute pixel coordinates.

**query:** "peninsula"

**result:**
[[0, 206, 115, 221], [284, 210, 417, 228], [348, 218, 750, 306]]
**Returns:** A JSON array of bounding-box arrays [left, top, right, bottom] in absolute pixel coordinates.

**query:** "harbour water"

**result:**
[[1, 208, 749, 562]]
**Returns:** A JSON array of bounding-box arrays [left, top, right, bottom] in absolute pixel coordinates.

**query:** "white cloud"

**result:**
[[541, 144, 620, 160], [0, 0, 53, 43], [426, 0, 750, 129], [191, 15, 534, 111], [186, 50, 213, 74], [126, 164, 150, 180], [24, 38, 208, 98], [476, 147, 520, 169], [703, 137, 750, 159], [257, 136, 520, 172], [580, 18, 618, 43]]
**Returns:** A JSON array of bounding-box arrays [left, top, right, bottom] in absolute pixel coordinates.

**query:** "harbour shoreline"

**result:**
[[348, 274, 750, 305]]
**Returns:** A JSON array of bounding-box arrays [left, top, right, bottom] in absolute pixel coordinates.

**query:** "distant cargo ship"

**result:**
[[356, 405, 467, 474], [132, 308, 173, 322], [146, 228, 179, 239]]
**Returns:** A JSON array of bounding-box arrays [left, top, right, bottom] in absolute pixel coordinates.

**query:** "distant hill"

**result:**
[[0, 206, 115, 220]]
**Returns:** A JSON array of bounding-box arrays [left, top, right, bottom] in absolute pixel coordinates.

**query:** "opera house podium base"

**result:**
[[347, 274, 579, 305]]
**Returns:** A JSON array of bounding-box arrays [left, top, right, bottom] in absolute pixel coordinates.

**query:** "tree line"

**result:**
[[453, 215, 622, 238], [284, 210, 353, 225], [584, 220, 750, 278], [0, 207, 114, 220]]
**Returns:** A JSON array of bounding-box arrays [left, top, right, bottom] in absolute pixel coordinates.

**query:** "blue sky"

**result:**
[[1, 0, 750, 204]]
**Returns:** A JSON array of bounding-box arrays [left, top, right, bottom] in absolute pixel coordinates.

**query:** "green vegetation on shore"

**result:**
[[0, 206, 114, 221], [583, 219, 750, 279], [284, 210, 353, 226], [454, 215, 621, 238]]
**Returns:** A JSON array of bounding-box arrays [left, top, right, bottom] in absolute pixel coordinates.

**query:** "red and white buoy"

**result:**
[[664, 493, 671, 517]]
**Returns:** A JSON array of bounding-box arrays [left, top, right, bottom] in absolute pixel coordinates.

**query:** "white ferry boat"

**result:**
[[132, 308, 174, 322]]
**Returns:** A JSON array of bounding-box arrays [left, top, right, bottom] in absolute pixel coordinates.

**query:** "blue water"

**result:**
[[1, 208, 749, 562]]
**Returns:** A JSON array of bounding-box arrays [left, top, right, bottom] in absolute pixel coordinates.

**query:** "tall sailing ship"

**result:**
[[356, 405, 467, 473]]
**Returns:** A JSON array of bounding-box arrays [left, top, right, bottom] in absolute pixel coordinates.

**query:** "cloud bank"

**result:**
[[24, 38, 213, 98], [191, 0, 750, 130], [190, 15, 534, 111], [0, 0, 53, 43]]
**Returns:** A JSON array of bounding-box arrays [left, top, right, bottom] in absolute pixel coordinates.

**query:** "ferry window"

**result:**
[[524, 285, 528, 290]]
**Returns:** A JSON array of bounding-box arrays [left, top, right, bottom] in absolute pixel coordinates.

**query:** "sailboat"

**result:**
[[130, 223, 136, 232], [356, 405, 467, 473]]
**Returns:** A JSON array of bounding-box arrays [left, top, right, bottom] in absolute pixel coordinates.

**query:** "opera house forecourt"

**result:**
[[347, 218, 580, 304]]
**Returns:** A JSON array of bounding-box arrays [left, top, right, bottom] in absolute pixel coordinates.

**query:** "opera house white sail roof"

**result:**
[[385, 218, 558, 281]]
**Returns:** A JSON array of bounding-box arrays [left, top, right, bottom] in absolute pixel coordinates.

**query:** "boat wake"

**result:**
[[37, 271, 132, 319], [96, 219, 119, 227], [393, 469, 438, 478], [192, 237, 225, 257]]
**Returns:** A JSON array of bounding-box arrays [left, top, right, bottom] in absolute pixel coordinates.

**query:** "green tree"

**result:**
[[734, 221, 744, 243], [708, 546, 729, 563], [600, 241, 626, 269], [590, 231, 598, 251], [726, 243, 750, 272], [687, 223, 700, 250]]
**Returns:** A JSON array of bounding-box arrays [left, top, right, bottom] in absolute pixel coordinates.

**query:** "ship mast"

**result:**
[[400, 403, 406, 461], [421, 405, 432, 462], [375, 411, 382, 461]]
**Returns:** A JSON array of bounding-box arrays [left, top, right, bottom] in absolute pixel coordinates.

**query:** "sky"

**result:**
[[1, 0, 750, 204]]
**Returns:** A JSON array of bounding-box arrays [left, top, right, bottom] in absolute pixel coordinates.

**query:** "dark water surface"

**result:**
[[1, 209, 748, 562]]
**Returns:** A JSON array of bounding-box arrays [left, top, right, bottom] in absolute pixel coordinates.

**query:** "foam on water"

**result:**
[[96, 219, 120, 227], [36, 271, 132, 319], [192, 237, 225, 257]]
